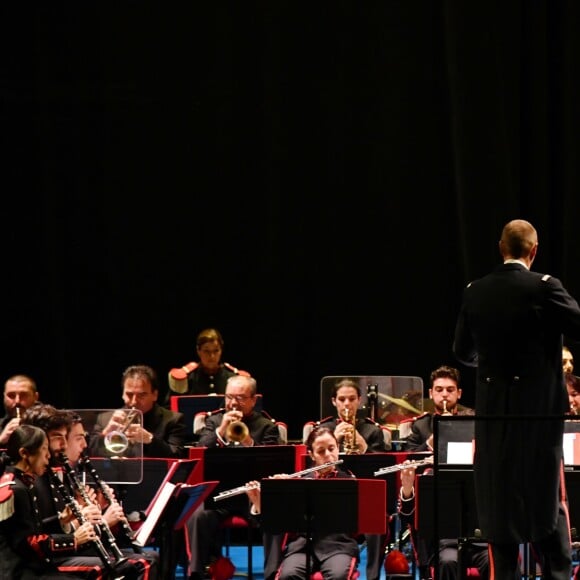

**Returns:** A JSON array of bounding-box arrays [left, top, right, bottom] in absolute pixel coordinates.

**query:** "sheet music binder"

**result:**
[[133, 480, 218, 547]]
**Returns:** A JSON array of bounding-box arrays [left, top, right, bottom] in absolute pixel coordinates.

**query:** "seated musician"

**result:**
[[397, 365, 499, 580], [165, 327, 251, 405], [186, 374, 281, 580], [245, 426, 359, 580], [313, 378, 388, 580]]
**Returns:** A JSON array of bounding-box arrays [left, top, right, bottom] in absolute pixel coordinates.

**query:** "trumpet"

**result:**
[[104, 407, 140, 455], [441, 400, 452, 416], [225, 420, 249, 445], [213, 459, 344, 501]]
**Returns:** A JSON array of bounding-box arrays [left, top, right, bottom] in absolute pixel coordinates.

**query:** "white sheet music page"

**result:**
[[133, 481, 176, 547]]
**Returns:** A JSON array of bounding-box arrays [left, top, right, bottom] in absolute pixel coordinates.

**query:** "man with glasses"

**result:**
[[187, 375, 280, 579]]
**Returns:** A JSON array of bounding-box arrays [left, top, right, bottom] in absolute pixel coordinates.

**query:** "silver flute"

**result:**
[[213, 459, 344, 501]]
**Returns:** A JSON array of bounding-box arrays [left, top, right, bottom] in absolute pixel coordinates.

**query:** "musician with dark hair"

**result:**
[[89, 364, 189, 458], [0, 423, 103, 579], [245, 427, 359, 580], [22, 403, 154, 579], [165, 327, 251, 404]]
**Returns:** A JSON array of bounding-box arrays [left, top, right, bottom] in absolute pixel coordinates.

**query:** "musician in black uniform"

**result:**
[[90, 364, 189, 458], [165, 328, 251, 404], [23, 403, 157, 579], [245, 426, 359, 580], [187, 375, 281, 579], [402, 365, 474, 452]]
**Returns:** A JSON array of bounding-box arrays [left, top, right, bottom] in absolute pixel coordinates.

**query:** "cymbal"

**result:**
[[379, 393, 421, 414]]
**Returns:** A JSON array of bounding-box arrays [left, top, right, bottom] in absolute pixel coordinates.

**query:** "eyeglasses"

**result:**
[[225, 394, 252, 403]]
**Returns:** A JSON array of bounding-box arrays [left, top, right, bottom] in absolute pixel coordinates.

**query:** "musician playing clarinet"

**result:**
[[21, 403, 154, 579], [66, 411, 160, 577], [245, 427, 359, 580]]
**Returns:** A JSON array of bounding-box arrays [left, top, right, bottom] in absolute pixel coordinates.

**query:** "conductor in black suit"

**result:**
[[453, 218, 580, 579]]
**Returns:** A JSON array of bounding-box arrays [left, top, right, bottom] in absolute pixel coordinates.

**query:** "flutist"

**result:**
[[246, 427, 360, 580]]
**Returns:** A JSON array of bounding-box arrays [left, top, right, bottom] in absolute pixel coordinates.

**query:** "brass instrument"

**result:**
[[373, 455, 434, 476], [441, 400, 452, 416], [341, 409, 359, 455], [79, 451, 143, 554], [213, 459, 344, 501], [58, 453, 128, 565], [104, 407, 140, 455], [225, 420, 250, 445], [15, 406, 22, 420]]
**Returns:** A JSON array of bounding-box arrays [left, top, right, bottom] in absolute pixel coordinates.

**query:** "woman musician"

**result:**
[[246, 426, 360, 580], [0, 424, 100, 579]]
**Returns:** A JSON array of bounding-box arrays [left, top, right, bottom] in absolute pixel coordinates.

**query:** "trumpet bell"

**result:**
[[104, 431, 130, 454], [226, 420, 249, 445]]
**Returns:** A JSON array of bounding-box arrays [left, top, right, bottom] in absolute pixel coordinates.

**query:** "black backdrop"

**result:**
[[2, 3, 580, 440]]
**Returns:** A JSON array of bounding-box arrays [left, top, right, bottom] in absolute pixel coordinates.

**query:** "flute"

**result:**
[[373, 455, 433, 476], [213, 459, 344, 502]]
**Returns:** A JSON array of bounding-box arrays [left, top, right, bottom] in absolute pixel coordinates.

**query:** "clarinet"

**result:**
[[79, 451, 143, 553], [57, 453, 128, 565], [46, 466, 121, 576]]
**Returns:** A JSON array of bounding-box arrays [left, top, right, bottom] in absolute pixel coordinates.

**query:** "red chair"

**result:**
[[220, 514, 255, 579]]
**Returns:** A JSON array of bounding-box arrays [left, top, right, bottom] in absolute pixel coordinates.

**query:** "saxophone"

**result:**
[[341, 409, 359, 455]]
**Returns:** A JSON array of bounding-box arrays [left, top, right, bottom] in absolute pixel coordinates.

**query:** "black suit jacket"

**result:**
[[89, 403, 188, 458], [453, 262, 580, 542]]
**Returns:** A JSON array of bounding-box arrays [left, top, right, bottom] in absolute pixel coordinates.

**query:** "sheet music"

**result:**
[[133, 481, 176, 547]]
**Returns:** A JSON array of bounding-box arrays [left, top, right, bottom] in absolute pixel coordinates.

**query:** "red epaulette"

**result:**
[[224, 362, 251, 377], [169, 361, 199, 380], [0, 472, 15, 522]]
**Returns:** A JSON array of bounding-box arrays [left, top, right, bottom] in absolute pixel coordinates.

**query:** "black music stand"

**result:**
[[134, 480, 218, 579], [260, 478, 385, 578]]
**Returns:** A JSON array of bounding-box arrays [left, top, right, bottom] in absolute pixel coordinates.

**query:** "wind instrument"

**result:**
[[341, 409, 359, 455], [373, 456, 434, 476], [213, 459, 344, 502], [79, 451, 143, 553], [58, 453, 128, 565], [14, 406, 22, 419], [441, 400, 452, 416], [104, 407, 140, 455], [47, 466, 126, 579]]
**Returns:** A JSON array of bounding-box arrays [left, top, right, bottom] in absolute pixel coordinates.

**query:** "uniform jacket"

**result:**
[[280, 468, 359, 561], [196, 409, 280, 447], [0, 467, 80, 578], [403, 409, 474, 452], [453, 262, 580, 542], [89, 403, 188, 458]]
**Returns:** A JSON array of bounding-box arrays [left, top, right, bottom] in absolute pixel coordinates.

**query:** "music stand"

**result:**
[[260, 478, 386, 578]]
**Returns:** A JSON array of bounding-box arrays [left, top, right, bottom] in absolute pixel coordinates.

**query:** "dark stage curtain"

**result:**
[[1, 2, 579, 439]]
